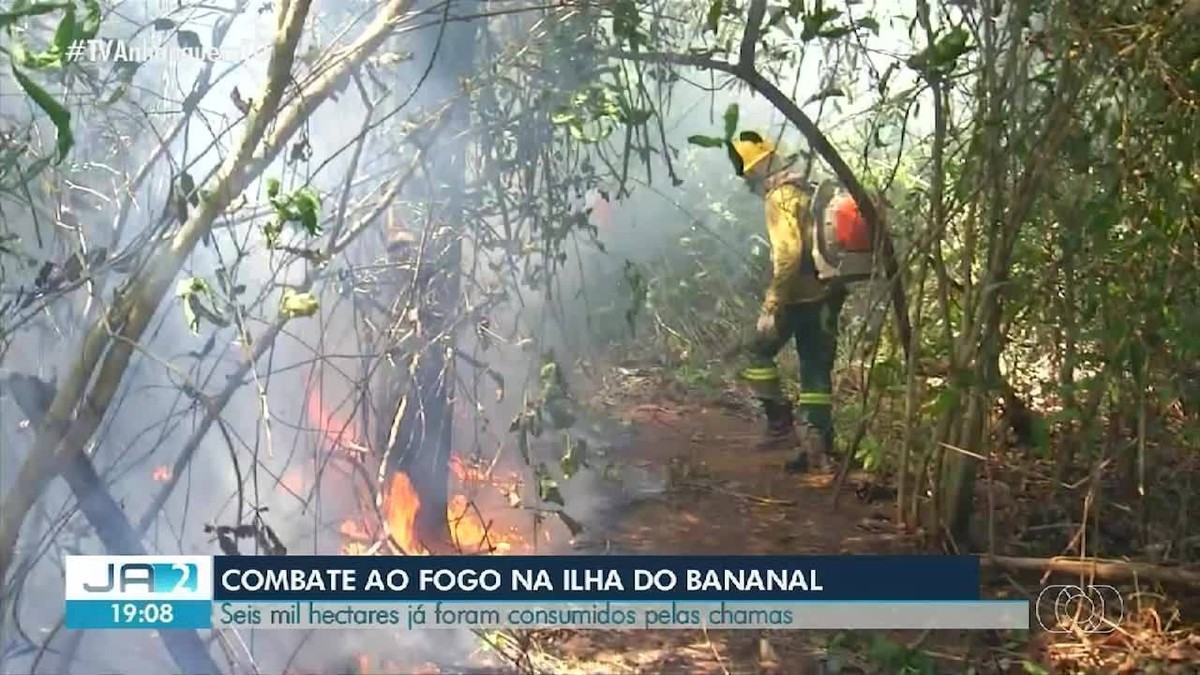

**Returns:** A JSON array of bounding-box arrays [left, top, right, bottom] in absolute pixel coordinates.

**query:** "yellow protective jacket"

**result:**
[[760, 171, 829, 314]]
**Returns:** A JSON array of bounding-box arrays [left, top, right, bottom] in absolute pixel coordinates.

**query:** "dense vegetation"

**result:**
[[0, 0, 1196, 672]]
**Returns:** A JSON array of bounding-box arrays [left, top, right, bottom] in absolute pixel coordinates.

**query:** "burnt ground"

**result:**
[[503, 384, 1198, 675], [511, 396, 1013, 675]]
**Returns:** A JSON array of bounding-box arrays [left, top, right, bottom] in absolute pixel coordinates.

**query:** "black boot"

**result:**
[[755, 399, 796, 451], [785, 425, 834, 474]]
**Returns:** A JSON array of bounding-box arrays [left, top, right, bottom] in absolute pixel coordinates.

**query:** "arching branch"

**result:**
[[607, 0, 914, 360]]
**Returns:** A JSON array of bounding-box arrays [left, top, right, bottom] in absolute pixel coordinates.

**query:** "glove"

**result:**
[[756, 310, 777, 340]]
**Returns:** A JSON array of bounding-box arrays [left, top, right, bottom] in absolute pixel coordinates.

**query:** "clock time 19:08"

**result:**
[[112, 602, 174, 623]]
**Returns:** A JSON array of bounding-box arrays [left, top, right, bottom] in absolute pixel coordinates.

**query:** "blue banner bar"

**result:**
[[213, 555, 980, 602], [65, 600, 212, 629]]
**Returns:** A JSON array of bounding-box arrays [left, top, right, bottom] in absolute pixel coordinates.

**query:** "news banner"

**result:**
[[64, 555, 1029, 631]]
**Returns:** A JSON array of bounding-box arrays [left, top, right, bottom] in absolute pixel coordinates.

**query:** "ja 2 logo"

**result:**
[[83, 563, 199, 594]]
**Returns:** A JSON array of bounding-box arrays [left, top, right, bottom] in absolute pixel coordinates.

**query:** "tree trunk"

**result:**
[[383, 0, 480, 550]]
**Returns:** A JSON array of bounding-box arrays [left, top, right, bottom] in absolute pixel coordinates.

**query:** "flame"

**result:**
[[384, 471, 423, 554], [381, 470, 525, 555], [342, 542, 370, 555], [448, 494, 513, 553], [305, 382, 549, 672], [306, 387, 531, 557], [339, 519, 371, 541], [152, 465, 171, 481], [307, 389, 360, 450]]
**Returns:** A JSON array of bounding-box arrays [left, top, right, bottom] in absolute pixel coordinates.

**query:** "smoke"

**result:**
[[0, 4, 403, 672], [0, 1, 930, 672]]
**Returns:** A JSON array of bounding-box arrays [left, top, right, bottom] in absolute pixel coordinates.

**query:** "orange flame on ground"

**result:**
[[384, 471, 422, 554], [152, 465, 171, 481], [339, 519, 371, 541], [305, 384, 545, 672], [383, 472, 516, 555], [306, 388, 529, 556], [449, 494, 514, 554]]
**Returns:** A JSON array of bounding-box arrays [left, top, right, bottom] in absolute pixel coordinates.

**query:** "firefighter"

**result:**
[[729, 130, 848, 473]]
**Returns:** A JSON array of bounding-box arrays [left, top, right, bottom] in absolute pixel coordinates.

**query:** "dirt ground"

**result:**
[[525, 397, 1026, 675]]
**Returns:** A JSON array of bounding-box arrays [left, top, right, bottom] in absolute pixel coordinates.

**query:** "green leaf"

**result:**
[[560, 434, 588, 479], [181, 295, 200, 332], [78, 0, 101, 40], [722, 103, 739, 139], [805, 86, 845, 104], [293, 187, 321, 236], [800, 7, 842, 41], [856, 16, 880, 34], [906, 26, 972, 78], [175, 277, 215, 333], [818, 26, 853, 39], [9, 66, 72, 162], [264, 182, 321, 242], [611, 0, 642, 48], [16, 47, 62, 69], [188, 293, 228, 329], [924, 386, 961, 418], [51, 2, 75, 57], [550, 109, 577, 125], [705, 0, 722, 34], [687, 134, 726, 148], [280, 288, 319, 318], [536, 464, 564, 505]]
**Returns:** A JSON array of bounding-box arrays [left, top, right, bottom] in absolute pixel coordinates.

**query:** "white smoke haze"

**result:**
[[0, 1, 933, 673]]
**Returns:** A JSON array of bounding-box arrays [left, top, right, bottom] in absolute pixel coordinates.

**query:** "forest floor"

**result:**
[[510, 371, 1200, 675]]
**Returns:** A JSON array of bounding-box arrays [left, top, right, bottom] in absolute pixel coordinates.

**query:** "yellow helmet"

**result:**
[[728, 131, 775, 176]]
